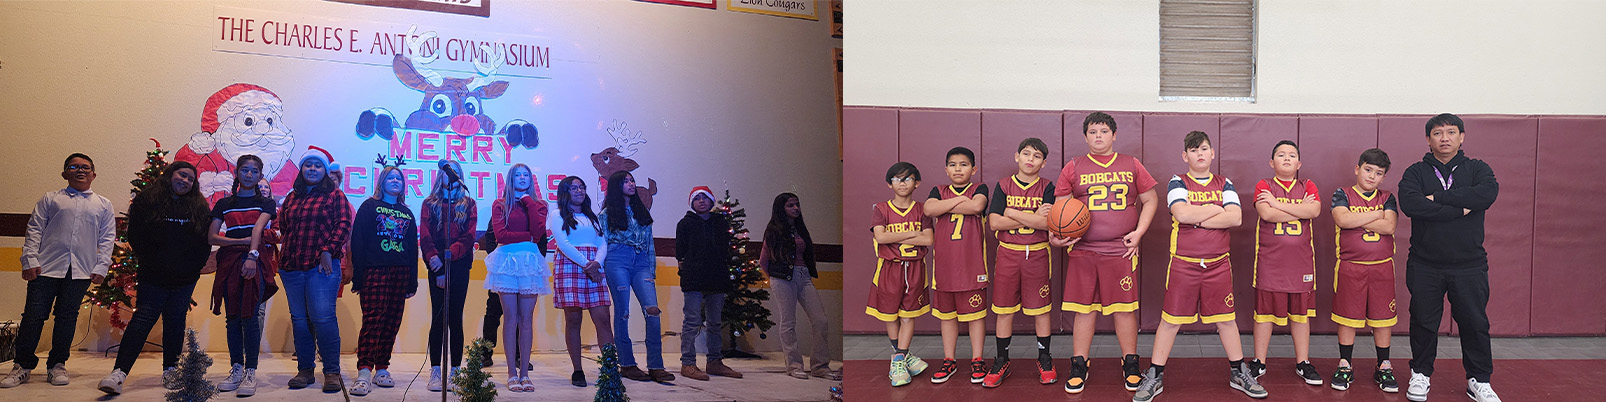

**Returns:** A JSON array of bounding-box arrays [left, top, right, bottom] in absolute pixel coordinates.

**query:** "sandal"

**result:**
[[505, 377, 522, 392], [519, 376, 534, 392]]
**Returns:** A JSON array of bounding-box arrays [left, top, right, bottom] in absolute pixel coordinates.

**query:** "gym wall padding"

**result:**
[[841, 106, 1606, 337], [1532, 117, 1606, 335]]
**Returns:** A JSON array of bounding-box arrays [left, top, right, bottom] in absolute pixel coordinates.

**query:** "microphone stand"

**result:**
[[437, 179, 462, 402]]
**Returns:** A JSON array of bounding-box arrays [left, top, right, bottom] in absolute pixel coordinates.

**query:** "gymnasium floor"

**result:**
[[844, 334, 1606, 401]]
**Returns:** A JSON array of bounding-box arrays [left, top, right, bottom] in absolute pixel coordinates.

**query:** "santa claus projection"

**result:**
[[175, 83, 299, 203]]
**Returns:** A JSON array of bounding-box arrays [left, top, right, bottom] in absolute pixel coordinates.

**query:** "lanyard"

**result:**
[[1433, 165, 1457, 190]]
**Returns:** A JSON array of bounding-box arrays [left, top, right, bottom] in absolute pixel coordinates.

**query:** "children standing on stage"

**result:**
[[674, 186, 744, 381], [922, 147, 991, 385], [2, 154, 115, 390], [764, 193, 839, 381], [868, 162, 934, 386], [208, 155, 280, 397], [983, 138, 1057, 388], [602, 171, 675, 383], [550, 176, 615, 387], [347, 162, 419, 396], [486, 164, 553, 392], [1134, 131, 1265, 401], [1329, 148, 1400, 393], [276, 146, 352, 393], [420, 160, 479, 391], [1248, 140, 1323, 386], [1049, 113, 1160, 393], [99, 161, 214, 394]]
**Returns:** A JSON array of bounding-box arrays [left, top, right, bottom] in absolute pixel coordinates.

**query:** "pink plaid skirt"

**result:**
[[553, 246, 610, 309]]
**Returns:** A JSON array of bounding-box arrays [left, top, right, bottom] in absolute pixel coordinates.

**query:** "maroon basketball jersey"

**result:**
[[1057, 153, 1159, 256], [991, 175, 1055, 245], [872, 200, 932, 261], [1167, 173, 1238, 259], [1335, 186, 1397, 263], [930, 183, 990, 291], [1253, 178, 1317, 292]]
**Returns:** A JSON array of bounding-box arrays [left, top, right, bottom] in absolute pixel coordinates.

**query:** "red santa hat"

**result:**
[[688, 186, 714, 208], [299, 145, 334, 168], [202, 83, 278, 133]]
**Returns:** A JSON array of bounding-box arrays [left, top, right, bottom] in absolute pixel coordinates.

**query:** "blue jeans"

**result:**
[[680, 291, 725, 366], [604, 244, 663, 370], [281, 269, 342, 373], [225, 303, 265, 369], [13, 276, 92, 370], [114, 282, 197, 373]]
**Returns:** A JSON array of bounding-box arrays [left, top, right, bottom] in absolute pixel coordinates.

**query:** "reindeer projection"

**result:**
[[356, 28, 539, 148]]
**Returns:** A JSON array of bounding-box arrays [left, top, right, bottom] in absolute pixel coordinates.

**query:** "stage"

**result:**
[[2, 350, 840, 401]]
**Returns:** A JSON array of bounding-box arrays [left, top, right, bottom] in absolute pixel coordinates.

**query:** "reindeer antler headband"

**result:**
[[374, 153, 406, 169]]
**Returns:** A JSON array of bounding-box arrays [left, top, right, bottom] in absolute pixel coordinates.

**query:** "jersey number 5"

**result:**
[[1088, 184, 1130, 211]]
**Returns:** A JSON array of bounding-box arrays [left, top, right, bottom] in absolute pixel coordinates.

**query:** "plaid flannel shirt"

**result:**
[[278, 187, 352, 271]]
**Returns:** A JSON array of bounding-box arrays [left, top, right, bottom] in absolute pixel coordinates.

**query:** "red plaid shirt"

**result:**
[[277, 187, 352, 271]]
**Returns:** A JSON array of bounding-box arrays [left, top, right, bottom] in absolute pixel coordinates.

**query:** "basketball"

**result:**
[[1048, 198, 1092, 239]]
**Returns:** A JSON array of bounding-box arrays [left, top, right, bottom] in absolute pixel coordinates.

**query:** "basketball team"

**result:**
[[867, 112, 1500, 402]]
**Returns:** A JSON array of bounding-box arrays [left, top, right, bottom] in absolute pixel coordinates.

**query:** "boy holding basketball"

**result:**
[[1048, 112, 1160, 393], [869, 162, 935, 387], [1329, 148, 1400, 393], [982, 138, 1057, 388], [1248, 140, 1323, 386], [923, 147, 992, 384], [1133, 131, 1266, 402]]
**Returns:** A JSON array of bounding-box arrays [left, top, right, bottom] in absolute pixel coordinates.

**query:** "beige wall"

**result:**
[[0, 0, 841, 357], [846, 0, 1606, 115]]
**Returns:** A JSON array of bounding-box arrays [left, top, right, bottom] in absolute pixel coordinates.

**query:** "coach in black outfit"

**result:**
[[1396, 113, 1502, 402]]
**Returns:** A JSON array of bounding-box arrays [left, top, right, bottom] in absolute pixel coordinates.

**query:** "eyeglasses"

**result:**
[[889, 177, 915, 183], [67, 165, 94, 172]]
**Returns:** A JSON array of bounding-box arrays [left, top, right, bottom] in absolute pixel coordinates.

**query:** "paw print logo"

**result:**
[[969, 293, 984, 308], [1389, 299, 1397, 313], [1224, 293, 1236, 308], [1120, 276, 1134, 292], [1039, 285, 1051, 298]]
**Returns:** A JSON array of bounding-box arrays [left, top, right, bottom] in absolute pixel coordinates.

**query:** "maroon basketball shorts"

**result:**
[[1061, 249, 1139, 315], [865, 258, 930, 322], [1332, 259, 1398, 328], [1162, 253, 1236, 325], [992, 242, 1053, 316]]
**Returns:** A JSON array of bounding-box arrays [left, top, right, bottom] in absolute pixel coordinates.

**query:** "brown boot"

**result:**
[[681, 365, 709, 381], [648, 368, 676, 383], [706, 360, 744, 379], [322, 372, 343, 393], [287, 369, 315, 389], [620, 366, 652, 382]]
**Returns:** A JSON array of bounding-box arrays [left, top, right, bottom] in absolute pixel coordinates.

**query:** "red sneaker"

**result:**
[[1038, 359, 1057, 384], [930, 359, 958, 384], [969, 358, 988, 384], [981, 360, 1011, 388]]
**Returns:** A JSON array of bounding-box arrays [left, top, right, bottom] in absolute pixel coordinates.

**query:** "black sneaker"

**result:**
[[1122, 354, 1142, 391], [930, 359, 959, 384], [1331, 365, 1353, 391], [1062, 356, 1089, 394], [1295, 361, 1323, 386], [1247, 359, 1266, 379], [969, 358, 987, 384], [1374, 367, 1399, 393]]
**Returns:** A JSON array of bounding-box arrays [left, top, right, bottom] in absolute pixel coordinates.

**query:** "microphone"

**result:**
[[439, 160, 462, 184]]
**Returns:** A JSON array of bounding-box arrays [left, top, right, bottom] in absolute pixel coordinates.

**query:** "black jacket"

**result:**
[[1397, 151, 1499, 269], [126, 199, 212, 288], [675, 212, 733, 292]]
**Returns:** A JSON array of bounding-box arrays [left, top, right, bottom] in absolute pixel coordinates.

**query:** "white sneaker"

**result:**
[[98, 369, 127, 394], [350, 368, 372, 396], [162, 367, 182, 390], [45, 363, 68, 386], [1407, 369, 1430, 401], [0, 364, 29, 388], [1466, 378, 1501, 402], [217, 364, 244, 392], [426, 367, 443, 392], [237, 369, 257, 397], [373, 369, 395, 387]]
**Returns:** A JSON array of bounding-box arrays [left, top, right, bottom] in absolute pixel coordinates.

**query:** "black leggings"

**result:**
[[482, 290, 504, 345], [428, 257, 472, 367]]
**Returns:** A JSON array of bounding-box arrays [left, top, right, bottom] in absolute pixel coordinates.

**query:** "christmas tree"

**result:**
[[453, 338, 498, 402], [86, 138, 167, 330], [717, 189, 774, 357], [165, 328, 216, 402], [593, 343, 628, 402]]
